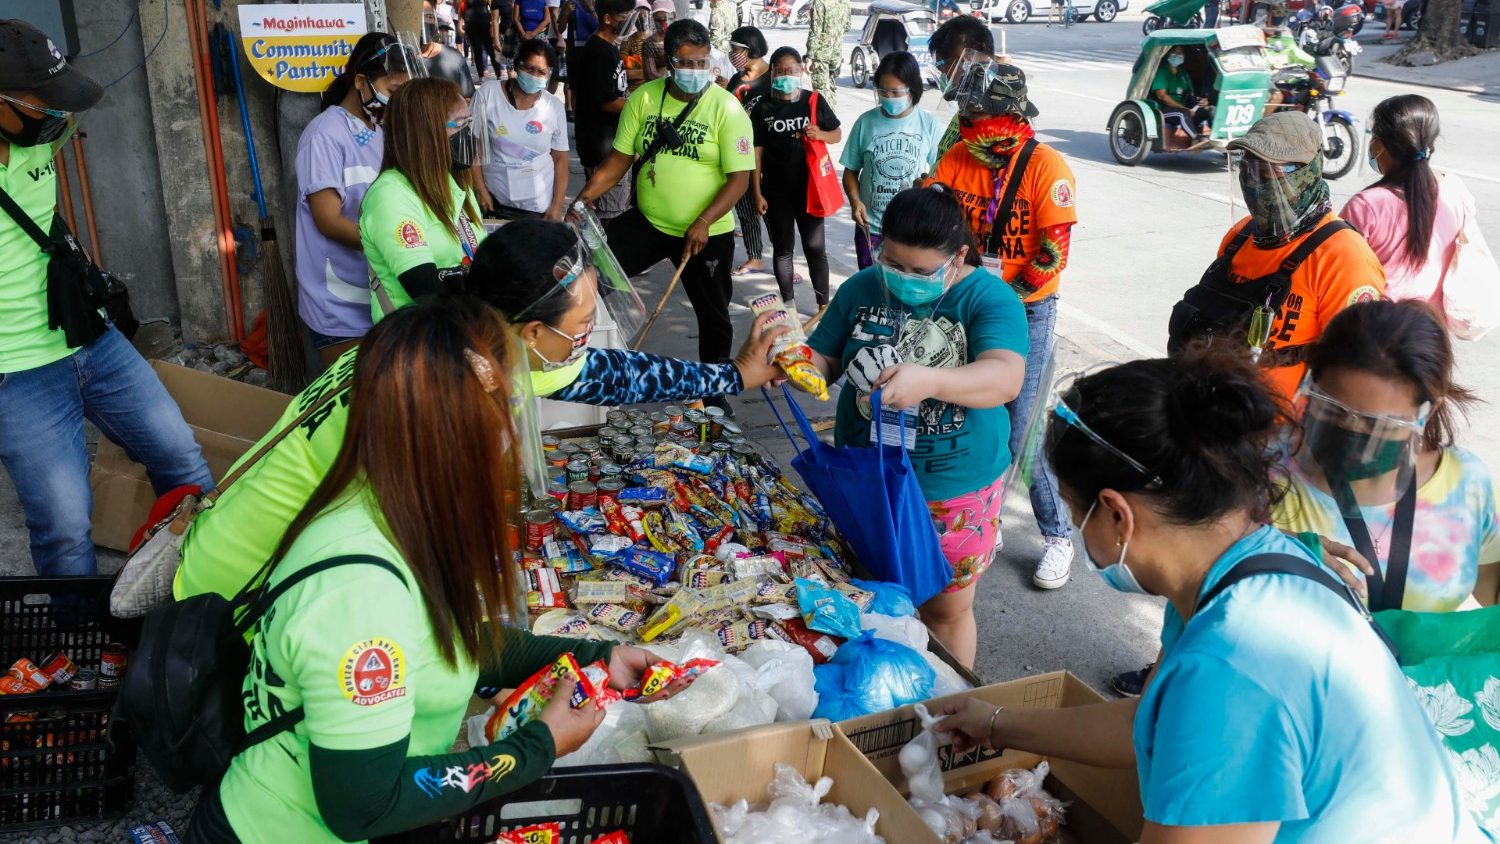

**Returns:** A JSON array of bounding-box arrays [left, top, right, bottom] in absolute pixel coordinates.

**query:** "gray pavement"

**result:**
[[2, 12, 1497, 839]]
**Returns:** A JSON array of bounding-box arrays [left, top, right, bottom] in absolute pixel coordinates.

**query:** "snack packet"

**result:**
[[592, 833, 629, 844], [525, 567, 568, 610], [484, 655, 614, 743], [493, 822, 561, 843], [621, 657, 720, 701], [748, 292, 829, 401], [796, 578, 864, 640]]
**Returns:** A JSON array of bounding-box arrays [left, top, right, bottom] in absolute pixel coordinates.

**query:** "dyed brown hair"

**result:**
[[1307, 298, 1476, 453], [263, 296, 524, 666], [380, 76, 480, 229]]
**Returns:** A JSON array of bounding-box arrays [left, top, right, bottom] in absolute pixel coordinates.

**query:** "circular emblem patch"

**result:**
[[398, 220, 425, 248], [525, 120, 544, 134], [1346, 285, 1381, 307], [340, 638, 406, 706], [1050, 179, 1075, 208]]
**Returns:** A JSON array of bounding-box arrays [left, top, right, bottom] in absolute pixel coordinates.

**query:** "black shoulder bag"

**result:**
[[0, 182, 138, 345], [640, 88, 704, 177], [982, 138, 1039, 293]]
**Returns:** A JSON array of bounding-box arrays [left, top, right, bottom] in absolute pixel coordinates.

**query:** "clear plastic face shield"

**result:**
[[1234, 154, 1315, 242], [518, 205, 649, 350], [1297, 376, 1428, 509], [944, 48, 995, 113]]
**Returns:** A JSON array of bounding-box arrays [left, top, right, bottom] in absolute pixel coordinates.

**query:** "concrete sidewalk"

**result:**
[[1350, 36, 1499, 97]]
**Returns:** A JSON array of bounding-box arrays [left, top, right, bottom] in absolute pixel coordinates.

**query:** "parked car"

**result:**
[[971, 0, 1126, 23]]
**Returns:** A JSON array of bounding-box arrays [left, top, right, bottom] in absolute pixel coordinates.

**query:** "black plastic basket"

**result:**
[[376, 763, 717, 844], [0, 576, 138, 833]]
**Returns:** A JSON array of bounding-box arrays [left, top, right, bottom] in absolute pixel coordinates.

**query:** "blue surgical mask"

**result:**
[[772, 74, 800, 94], [1167, 54, 1185, 68], [879, 256, 953, 307], [516, 71, 548, 95], [880, 95, 911, 116], [1076, 501, 1151, 596], [673, 67, 713, 95], [1367, 152, 1383, 175]]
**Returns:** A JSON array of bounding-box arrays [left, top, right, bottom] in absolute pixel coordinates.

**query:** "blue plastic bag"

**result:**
[[797, 577, 864, 639], [849, 578, 917, 617], [810, 631, 936, 719], [765, 386, 953, 606]]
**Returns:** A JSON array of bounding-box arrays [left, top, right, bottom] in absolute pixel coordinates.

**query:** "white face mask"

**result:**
[[1076, 501, 1151, 595]]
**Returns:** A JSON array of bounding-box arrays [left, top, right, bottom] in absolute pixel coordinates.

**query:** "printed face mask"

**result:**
[[771, 74, 800, 94], [1075, 501, 1151, 596], [730, 51, 749, 70], [534, 321, 592, 371], [516, 71, 548, 94], [673, 67, 713, 94], [1238, 155, 1332, 247], [959, 114, 1035, 169], [358, 78, 391, 123], [880, 95, 911, 116]]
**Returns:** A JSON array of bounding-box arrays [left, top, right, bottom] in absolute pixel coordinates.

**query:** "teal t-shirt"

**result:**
[[1140, 526, 1487, 840], [806, 265, 1028, 501], [838, 107, 944, 236]]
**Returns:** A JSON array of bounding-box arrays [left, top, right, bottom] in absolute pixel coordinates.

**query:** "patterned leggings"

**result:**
[[733, 189, 764, 262]]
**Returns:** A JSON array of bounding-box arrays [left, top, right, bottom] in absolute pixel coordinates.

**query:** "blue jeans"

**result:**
[[0, 326, 213, 576], [1005, 295, 1071, 540]]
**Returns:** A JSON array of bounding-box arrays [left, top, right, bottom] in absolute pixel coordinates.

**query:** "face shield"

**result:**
[[1298, 377, 1428, 508], [944, 49, 1036, 119], [517, 205, 649, 349], [1235, 152, 1328, 244]]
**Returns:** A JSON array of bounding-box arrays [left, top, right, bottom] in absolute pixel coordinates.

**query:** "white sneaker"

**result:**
[[1032, 537, 1073, 590]]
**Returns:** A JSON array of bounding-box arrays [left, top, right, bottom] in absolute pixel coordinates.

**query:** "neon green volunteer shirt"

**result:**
[[614, 79, 755, 237], [359, 169, 483, 323], [175, 348, 583, 603], [0, 140, 77, 374]]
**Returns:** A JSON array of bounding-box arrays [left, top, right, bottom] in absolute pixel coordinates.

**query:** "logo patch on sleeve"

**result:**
[[1346, 285, 1381, 307], [1050, 179, 1075, 208], [398, 221, 426, 248], [736, 136, 751, 156], [340, 638, 406, 705]]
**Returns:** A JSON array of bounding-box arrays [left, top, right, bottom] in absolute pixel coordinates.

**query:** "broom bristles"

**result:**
[[261, 216, 306, 392]]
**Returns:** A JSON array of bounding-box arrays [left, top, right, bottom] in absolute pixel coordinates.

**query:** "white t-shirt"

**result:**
[[473, 79, 569, 213], [709, 47, 734, 85], [434, 2, 458, 45]]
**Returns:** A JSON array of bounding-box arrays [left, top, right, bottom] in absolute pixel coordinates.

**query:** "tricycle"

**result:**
[[849, 0, 939, 88], [1108, 26, 1273, 164], [1142, 0, 1206, 34]]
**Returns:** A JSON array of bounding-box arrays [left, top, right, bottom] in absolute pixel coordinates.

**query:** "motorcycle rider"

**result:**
[[1261, 5, 1316, 117]]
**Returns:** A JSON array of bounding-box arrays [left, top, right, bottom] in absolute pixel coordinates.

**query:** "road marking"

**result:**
[[1058, 301, 1165, 359], [1443, 166, 1500, 186], [1199, 191, 1235, 205], [1029, 84, 1118, 105]]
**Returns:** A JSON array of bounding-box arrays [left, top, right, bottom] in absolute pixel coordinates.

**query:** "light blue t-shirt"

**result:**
[[806, 265, 1028, 501], [1139, 526, 1487, 841], [838, 106, 943, 236]]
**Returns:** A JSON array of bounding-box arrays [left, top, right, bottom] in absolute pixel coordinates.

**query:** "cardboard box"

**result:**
[[838, 671, 1145, 844], [667, 720, 936, 844], [89, 362, 291, 551]]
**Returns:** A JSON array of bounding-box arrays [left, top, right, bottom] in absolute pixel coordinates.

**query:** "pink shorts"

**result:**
[[927, 476, 1007, 593]]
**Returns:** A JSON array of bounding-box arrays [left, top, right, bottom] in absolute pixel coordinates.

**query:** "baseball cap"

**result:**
[[1226, 112, 1323, 165], [0, 19, 102, 113]]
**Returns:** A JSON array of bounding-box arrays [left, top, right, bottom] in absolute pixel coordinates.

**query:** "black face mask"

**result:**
[[449, 126, 478, 170], [0, 102, 69, 148]]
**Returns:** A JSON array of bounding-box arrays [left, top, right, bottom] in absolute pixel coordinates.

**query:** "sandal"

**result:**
[[732, 262, 765, 277], [1382, 31, 1398, 40]]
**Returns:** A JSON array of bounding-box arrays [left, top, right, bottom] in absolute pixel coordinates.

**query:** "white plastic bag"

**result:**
[[740, 640, 818, 722], [554, 700, 653, 767], [862, 612, 930, 652], [712, 762, 886, 844], [642, 633, 741, 742], [1443, 214, 1500, 341]]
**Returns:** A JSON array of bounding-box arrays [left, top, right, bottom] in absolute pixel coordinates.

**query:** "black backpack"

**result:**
[[1167, 220, 1353, 362], [118, 555, 404, 792]]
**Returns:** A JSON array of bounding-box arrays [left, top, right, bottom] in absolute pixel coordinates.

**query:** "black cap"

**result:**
[[947, 60, 1039, 119], [0, 19, 103, 112]]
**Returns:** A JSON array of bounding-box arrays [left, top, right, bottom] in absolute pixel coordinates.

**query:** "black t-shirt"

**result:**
[[573, 35, 627, 168], [750, 90, 840, 194], [426, 45, 476, 98], [729, 71, 772, 115]]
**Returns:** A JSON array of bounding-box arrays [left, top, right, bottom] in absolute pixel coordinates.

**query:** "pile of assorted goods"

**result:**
[[0, 646, 122, 701], [900, 704, 1067, 844]]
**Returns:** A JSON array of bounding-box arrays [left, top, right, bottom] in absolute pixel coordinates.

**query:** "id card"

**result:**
[[980, 254, 1003, 276], [869, 406, 918, 449]]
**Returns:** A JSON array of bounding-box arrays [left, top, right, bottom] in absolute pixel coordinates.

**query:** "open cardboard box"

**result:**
[[838, 671, 1145, 844], [667, 720, 936, 844], [89, 362, 291, 551]]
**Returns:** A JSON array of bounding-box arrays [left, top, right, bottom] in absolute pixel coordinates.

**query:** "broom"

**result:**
[[226, 24, 305, 392]]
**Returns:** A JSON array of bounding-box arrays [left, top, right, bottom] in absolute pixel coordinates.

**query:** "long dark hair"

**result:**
[[470, 219, 582, 326], [265, 296, 525, 667], [382, 77, 480, 225], [882, 185, 983, 267], [1307, 299, 1476, 453], [320, 32, 399, 111], [1046, 345, 1290, 525], [1370, 94, 1441, 267]]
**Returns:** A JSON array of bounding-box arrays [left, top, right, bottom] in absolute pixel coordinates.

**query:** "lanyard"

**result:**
[[1332, 477, 1417, 613]]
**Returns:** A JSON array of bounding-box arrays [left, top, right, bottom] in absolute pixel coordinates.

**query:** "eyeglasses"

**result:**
[[0, 92, 69, 119], [876, 86, 911, 97], [669, 56, 711, 70], [1298, 379, 1428, 434], [1053, 398, 1165, 489]]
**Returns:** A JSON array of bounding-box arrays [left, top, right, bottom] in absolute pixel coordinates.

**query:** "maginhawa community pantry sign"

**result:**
[[238, 4, 367, 92]]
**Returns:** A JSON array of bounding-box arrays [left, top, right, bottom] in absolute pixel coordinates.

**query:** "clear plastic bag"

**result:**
[[861, 611, 930, 652], [813, 631, 937, 719], [739, 640, 818, 722], [711, 762, 886, 844], [849, 578, 917, 617], [553, 700, 654, 767]]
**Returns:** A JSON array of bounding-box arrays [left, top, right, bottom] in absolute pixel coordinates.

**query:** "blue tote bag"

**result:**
[[765, 385, 952, 606]]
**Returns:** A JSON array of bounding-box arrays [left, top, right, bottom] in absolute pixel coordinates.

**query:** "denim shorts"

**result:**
[[307, 327, 361, 351]]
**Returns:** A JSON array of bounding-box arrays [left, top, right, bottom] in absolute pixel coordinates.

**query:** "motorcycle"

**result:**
[[1290, 1, 1365, 38], [758, 0, 813, 27], [1273, 54, 1359, 180]]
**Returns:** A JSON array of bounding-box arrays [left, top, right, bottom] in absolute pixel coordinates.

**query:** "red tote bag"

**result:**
[[803, 92, 844, 218]]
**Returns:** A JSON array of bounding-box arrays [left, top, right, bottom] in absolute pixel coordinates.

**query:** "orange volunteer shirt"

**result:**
[[933, 142, 1078, 303], [1216, 212, 1386, 401]]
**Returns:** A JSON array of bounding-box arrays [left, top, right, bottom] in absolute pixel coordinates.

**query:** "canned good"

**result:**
[[5, 658, 50, 692], [711, 441, 732, 455], [541, 435, 561, 450], [606, 410, 629, 426], [546, 451, 568, 469], [732, 443, 757, 466], [611, 437, 636, 462], [648, 412, 669, 433], [600, 463, 623, 479], [524, 510, 555, 551], [565, 459, 591, 484], [720, 420, 744, 438], [100, 644, 129, 681], [671, 421, 694, 440], [547, 479, 569, 504], [558, 441, 581, 456], [537, 497, 562, 514], [579, 438, 603, 458], [597, 478, 626, 501], [98, 676, 121, 690], [568, 481, 599, 510], [629, 425, 653, 441], [664, 405, 684, 425], [626, 409, 649, 422], [597, 426, 618, 447], [40, 651, 78, 686]]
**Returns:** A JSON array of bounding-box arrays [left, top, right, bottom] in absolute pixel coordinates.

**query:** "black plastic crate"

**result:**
[[375, 764, 717, 844], [0, 576, 138, 832]]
